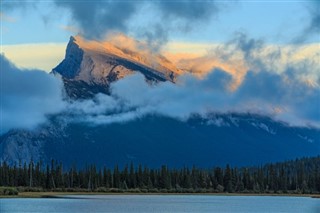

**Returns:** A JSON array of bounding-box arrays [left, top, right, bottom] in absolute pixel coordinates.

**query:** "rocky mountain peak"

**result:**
[[53, 35, 182, 87]]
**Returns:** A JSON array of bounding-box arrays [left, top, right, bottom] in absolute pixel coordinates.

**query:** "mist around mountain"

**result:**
[[1, 35, 319, 169]]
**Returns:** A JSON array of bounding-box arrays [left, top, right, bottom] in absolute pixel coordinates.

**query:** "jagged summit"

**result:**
[[53, 35, 182, 88], [53, 36, 84, 79]]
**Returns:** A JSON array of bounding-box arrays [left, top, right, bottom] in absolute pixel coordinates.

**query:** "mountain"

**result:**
[[1, 113, 319, 168], [52, 36, 182, 98], [1, 36, 319, 168]]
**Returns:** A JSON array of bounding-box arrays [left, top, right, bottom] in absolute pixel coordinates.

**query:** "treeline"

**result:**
[[0, 156, 320, 194]]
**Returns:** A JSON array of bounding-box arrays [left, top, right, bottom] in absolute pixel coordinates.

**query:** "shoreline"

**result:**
[[1, 192, 319, 199]]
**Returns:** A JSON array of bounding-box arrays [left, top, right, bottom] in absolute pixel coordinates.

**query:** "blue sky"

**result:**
[[1, 1, 318, 45]]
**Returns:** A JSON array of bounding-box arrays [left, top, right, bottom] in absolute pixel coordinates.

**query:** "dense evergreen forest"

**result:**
[[1, 156, 320, 195]]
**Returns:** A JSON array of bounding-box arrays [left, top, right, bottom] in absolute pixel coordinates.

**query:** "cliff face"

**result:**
[[53, 36, 84, 79]]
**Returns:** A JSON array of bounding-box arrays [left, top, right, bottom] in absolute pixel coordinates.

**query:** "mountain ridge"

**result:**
[[1, 113, 319, 168]]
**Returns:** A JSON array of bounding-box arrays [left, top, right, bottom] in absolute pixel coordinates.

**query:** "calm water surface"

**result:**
[[1, 195, 319, 213]]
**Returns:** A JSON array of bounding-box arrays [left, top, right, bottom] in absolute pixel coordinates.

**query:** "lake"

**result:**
[[1, 195, 319, 213]]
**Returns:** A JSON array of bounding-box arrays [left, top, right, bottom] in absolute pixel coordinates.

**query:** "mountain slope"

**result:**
[[1, 114, 319, 168]]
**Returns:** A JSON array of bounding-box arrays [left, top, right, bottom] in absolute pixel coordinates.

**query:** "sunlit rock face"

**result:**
[[52, 36, 182, 98], [52, 36, 184, 99]]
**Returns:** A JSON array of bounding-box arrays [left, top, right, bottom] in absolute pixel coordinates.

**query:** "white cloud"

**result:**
[[59, 34, 320, 128], [62, 69, 319, 128]]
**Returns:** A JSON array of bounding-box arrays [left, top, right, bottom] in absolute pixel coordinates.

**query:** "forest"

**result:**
[[0, 156, 319, 195]]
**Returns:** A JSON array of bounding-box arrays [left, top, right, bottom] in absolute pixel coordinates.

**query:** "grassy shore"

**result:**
[[1, 186, 319, 198], [1, 191, 319, 199]]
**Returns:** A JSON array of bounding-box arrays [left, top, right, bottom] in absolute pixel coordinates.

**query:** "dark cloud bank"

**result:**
[[295, 1, 320, 42], [0, 55, 65, 134], [53, 0, 220, 50], [54, 0, 140, 39]]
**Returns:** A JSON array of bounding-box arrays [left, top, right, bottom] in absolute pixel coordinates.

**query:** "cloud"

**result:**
[[3, 0, 221, 47], [60, 33, 320, 128], [1, 1, 36, 11], [236, 70, 320, 126], [2, 1, 319, 134], [166, 33, 319, 89], [62, 71, 233, 124], [59, 25, 80, 34], [0, 55, 65, 134], [138, 0, 220, 51], [2, 32, 319, 135], [104, 32, 150, 53], [61, 67, 319, 128], [53, 1, 221, 51], [54, 0, 140, 39], [38, 32, 316, 128], [138, 24, 169, 53], [156, 0, 219, 27], [294, 1, 320, 42], [305, 1, 320, 35], [112, 70, 319, 127]]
